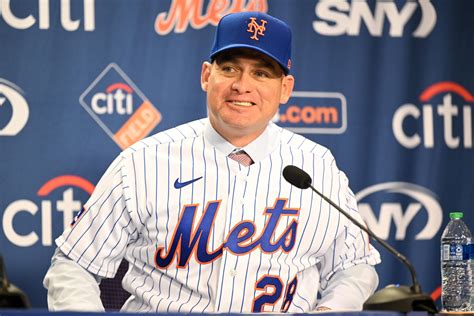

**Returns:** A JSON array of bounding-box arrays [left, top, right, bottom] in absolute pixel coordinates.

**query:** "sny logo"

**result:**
[[79, 63, 162, 149], [356, 182, 443, 240], [313, 0, 436, 38], [247, 17, 267, 40], [0, 79, 29, 136]]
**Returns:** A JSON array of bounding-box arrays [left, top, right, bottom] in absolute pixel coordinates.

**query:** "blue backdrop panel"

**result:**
[[1, 0, 473, 309]]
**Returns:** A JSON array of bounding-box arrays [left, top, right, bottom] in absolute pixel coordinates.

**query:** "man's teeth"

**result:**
[[231, 101, 254, 107]]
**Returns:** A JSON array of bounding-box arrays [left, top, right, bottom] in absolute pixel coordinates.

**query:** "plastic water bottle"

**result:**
[[441, 212, 472, 312], [471, 244, 474, 309]]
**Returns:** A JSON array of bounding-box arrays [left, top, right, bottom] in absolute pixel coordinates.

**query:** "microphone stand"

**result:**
[[283, 165, 437, 313]]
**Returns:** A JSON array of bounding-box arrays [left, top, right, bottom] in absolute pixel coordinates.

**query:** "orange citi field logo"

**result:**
[[79, 63, 162, 149], [1, 175, 94, 247], [274, 91, 347, 134]]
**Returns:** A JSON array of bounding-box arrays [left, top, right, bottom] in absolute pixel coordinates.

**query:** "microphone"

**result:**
[[282, 165, 437, 313]]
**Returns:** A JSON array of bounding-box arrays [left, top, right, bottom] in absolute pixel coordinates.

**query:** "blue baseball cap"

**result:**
[[210, 11, 292, 74]]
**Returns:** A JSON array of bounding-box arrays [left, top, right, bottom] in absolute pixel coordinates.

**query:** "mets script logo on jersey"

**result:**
[[79, 63, 162, 149], [154, 0, 268, 35], [0, 79, 29, 136], [393, 81, 473, 149], [247, 17, 267, 40], [274, 91, 347, 134], [154, 198, 299, 269], [1, 175, 94, 247]]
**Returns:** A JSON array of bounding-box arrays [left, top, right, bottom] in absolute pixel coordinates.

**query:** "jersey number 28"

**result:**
[[252, 275, 298, 312]]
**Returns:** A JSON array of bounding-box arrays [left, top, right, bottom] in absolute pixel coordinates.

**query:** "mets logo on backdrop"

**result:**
[[274, 91, 347, 134], [79, 63, 162, 149]]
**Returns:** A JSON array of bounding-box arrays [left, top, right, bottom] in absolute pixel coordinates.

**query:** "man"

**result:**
[[44, 11, 380, 312]]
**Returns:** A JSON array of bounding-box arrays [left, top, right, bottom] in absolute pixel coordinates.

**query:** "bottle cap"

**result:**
[[449, 212, 463, 219]]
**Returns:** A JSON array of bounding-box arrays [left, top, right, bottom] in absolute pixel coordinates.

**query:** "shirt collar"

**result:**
[[203, 119, 280, 163]]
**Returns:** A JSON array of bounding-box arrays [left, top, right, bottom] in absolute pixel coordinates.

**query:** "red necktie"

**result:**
[[228, 149, 254, 166]]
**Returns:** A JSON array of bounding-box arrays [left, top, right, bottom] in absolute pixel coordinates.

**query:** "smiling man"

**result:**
[[44, 11, 380, 313], [202, 48, 294, 147]]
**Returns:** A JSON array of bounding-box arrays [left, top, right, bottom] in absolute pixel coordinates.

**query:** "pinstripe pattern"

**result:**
[[56, 118, 380, 313]]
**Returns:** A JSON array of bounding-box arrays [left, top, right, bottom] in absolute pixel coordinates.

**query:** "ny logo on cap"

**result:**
[[247, 17, 267, 40]]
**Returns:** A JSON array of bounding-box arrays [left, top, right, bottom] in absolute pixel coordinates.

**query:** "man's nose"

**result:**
[[231, 71, 254, 93]]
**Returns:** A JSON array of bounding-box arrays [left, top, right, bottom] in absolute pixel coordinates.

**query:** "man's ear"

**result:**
[[201, 61, 212, 92], [279, 74, 295, 104]]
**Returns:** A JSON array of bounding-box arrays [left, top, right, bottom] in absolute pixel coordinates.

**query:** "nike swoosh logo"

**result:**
[[174, 176, 203, 189]]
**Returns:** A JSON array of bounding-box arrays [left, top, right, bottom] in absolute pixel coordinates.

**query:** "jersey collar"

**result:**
[[203, 119, 281, 164]]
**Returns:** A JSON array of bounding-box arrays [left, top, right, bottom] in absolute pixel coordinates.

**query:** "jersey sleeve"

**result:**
[[44, 248, 105, 311], [317, 264, 379, 310], [317, 169, 381, 291], [55, 154, 139, 278]]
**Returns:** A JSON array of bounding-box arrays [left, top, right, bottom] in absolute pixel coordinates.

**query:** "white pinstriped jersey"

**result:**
[[55, 118, 380, 313]]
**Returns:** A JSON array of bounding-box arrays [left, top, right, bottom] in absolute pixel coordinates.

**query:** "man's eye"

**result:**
[[255, 71, 270, 78], [221, 66, 235, 73]]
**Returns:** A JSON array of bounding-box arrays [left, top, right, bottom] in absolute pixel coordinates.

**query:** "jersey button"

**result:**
[[229, 269, 237, 277], [237, 172, 247, 182], [239, 198, 245, 206]]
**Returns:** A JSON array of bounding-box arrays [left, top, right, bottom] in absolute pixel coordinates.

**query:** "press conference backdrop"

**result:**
[[1, 0, 473, 309]]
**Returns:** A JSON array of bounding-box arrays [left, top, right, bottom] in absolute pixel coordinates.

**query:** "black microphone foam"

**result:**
[[282, 165, 312, 189]]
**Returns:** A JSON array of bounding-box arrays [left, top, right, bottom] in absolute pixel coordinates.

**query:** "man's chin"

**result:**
[[223, 120, 255, 133]]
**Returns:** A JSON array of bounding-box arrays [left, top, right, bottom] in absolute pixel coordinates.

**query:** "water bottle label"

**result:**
[[442, 244, 470, 260]]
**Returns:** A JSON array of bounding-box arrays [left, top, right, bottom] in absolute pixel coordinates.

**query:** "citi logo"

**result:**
[[393, 82, 473, 149], [79, 63, 162, 149], [274, 91, 347, 134], [2, 175, 94, 247], [355, 182, 443, 240], [0, 0, 95, 31], [313, 0, 436, 38], [91, 83, 133, 115], [0, 78, 29, 136]]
